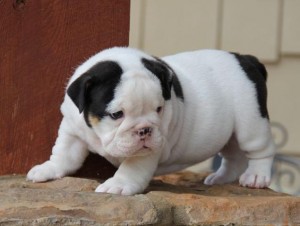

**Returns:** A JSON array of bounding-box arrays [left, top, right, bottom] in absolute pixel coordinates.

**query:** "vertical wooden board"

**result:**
[[281, 0, 300, 55], [130, 0, 220, 56], [0, 0, 129, 175], [129, 0, 144, 48], [266, 58, 300, 153], [220, 0, 281, 62]]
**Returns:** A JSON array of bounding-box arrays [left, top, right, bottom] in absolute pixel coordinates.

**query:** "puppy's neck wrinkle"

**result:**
[[160, 97, 185, 164], [169, 96, 185, 150]]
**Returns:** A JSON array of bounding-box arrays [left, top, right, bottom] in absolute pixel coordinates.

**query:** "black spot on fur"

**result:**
[[67, 61, 123, 126], [232, 53, 269, 119], [142, 58, 184, 101], [142, 58, 172, 100], [155, 57, 184, 101]]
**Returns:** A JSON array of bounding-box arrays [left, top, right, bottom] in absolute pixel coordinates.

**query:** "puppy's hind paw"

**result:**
[[204, 172, 227, 185], [239, 172, 271, 188], [239, 157, 273, 188], [204, 166, 240, 186]]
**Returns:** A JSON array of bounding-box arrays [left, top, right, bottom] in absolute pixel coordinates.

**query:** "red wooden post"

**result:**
[[0, 0, 129, 178]]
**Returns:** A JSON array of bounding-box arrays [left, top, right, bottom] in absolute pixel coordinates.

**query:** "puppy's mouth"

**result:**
[[106, 133, 163, 157], [131, 144, 153, 156]]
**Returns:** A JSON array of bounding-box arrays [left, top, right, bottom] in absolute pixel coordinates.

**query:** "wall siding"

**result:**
[[281, 0, 300, 54], [130, 0, 300, 153], [130, 0, 220, 56], [220, 0, 282, 62]]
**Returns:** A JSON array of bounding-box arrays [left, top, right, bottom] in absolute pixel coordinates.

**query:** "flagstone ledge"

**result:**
[[0, 172, 299, 225]]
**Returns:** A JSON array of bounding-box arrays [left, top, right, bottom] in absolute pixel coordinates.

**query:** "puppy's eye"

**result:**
[[109, 111, 124, 120], [156, 106, 162, 113]]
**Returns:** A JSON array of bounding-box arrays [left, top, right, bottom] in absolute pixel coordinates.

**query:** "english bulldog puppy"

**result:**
[[27, 47, 276, 195]]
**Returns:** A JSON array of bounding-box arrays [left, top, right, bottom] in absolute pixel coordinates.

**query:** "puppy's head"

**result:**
[[67, 50, 177, 158]]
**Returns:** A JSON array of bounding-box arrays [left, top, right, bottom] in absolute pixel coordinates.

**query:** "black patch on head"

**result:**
[[141, 58, 184, 101], [231, 52, 269, 119], [67, 61, 123, 126]]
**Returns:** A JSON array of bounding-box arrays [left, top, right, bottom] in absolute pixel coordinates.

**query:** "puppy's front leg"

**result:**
[[27, 118, 89, 182], [96, 152, 161, 195]]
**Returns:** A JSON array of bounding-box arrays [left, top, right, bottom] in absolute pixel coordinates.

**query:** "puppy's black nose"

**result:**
[[137, 127, 152, 137]]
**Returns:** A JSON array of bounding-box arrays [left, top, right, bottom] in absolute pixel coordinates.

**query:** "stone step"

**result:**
[[0, 172, 299, 225]]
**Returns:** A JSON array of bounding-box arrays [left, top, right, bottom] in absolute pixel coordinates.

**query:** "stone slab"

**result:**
[[0, 172, 299, 225]]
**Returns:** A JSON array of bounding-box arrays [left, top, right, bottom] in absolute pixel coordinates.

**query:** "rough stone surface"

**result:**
[[0, 172, 299, 225]]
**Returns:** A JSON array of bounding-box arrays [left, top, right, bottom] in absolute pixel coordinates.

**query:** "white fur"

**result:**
[[27, 47, 276, 195]]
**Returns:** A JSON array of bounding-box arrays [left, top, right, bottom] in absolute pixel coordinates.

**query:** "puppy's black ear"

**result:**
[[67, 61, 123, 114], [67, 73, 92, 113], [142, 58, 172, 100]]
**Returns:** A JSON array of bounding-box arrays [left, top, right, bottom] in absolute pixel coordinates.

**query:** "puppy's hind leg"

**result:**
[[236, 118, 276, 188], [231, 53, 276, 188], [204, 135, 248, 185]]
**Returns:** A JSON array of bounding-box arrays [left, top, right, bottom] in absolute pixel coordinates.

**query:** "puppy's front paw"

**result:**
[[239, 170, 271, 188], [27, 161, 64, 182], [95, 177, 144, 195]]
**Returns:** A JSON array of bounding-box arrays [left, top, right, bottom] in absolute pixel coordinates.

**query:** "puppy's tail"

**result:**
[[243, 54, 268, 82], [231, 52, 268, 82]]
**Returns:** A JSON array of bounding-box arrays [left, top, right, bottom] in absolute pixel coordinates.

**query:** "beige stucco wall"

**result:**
[[129, 0, 300, 155]]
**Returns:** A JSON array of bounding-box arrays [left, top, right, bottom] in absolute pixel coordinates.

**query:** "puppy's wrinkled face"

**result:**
[[89, 70, 165, 157], [67, 58, 173, 158]]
